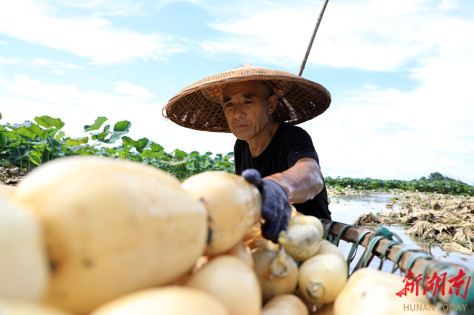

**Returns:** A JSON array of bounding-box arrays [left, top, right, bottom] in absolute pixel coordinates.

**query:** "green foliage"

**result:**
[[0, 115, 234, 180], [325, 176, 474, 196]]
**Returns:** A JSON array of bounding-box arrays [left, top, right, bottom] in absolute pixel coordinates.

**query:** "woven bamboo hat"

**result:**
[[163, 63, 331, 133]]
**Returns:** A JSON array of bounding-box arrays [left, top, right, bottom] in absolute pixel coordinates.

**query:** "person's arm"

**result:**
[[265, 157, 324, 204]]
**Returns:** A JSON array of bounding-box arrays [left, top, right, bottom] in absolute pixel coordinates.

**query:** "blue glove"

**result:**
[[241, 169, 291, 243]]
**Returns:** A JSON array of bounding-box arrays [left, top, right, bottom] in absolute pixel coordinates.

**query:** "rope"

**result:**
[[323, 220, 336, 243], [356, 227, 404, 270], [374, 226, 403, 243], [298, 0, 330, 76], [347, 230, 371, 272], [391, 246, 419, 274], [405, 252, 433, 271], [378, 240, 399, 270], [357, 235, 388, 269], [334, 224, 352, 247]]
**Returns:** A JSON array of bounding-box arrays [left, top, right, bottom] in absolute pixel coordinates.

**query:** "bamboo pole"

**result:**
[[298, 0, 330, 76]]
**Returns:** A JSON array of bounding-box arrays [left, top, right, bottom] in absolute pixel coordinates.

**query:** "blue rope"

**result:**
[[374, 226, 403, 244], [323, 220, 336, 243], [347, 230, 371, 276], [391, 246, 419, 274], [378, 240, 399, 270], [334, 224, 352, 247], [357, 235, 386, 269], [405, 252, 433, 271], [358, 226, 404, 270]]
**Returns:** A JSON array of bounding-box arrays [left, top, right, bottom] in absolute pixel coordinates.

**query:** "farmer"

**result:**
[[164, 63, 331, 242]]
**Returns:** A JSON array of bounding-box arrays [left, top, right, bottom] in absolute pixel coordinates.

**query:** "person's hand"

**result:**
[[241, 169, 291, 243]]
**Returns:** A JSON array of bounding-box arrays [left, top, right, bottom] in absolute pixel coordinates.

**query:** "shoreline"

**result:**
[[328, 186, 474, 255]]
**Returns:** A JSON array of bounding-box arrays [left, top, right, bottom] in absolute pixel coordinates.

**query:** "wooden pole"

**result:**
[[298, 0, 330, 76]]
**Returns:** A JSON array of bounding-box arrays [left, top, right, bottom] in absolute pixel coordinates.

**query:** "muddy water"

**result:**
[[328, 193, 474, 274]]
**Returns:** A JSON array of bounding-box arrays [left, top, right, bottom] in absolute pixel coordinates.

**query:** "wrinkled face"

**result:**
[[221, 80, 276, 141]]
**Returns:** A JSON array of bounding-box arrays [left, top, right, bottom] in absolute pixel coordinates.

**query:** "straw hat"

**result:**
[[163, 63, 331, 133]]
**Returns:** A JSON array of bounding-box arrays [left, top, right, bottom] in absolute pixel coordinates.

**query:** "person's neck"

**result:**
[[247, 121, 280, 158]]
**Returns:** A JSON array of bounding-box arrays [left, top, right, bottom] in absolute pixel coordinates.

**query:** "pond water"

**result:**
[[327, 193, 474, 274]]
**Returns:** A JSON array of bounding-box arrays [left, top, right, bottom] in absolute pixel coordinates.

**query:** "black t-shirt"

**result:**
[[234, 123, 331, 219]]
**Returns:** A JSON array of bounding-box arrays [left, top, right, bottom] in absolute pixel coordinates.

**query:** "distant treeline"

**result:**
[[325, 173, 473, 196]]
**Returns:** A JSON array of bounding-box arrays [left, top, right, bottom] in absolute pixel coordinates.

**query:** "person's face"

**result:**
[[221, 81, 277, 141]]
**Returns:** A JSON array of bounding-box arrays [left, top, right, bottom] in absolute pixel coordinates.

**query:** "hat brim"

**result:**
[[163, 65, 331, 133]]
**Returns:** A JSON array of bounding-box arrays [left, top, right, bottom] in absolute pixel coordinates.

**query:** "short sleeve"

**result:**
[[286, 127, 319, 167]]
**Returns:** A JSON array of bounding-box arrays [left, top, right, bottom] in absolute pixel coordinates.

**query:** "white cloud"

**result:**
[[30, 58, 84, 70], [53, 70, 66, 75], [4, 75, 82, 103], [0, 57, 18, 64], [45, 0, 145, 16], [302, 73, 474, 183], [200, 0, 467, 72], [438, 0, 460, 11], [0, 57, 84, 70], [115, 81, 154, 101], [0, 0, 184, 64]]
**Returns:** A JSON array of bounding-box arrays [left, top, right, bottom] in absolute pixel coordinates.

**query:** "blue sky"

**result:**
[[1, 0, 473, 184]]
